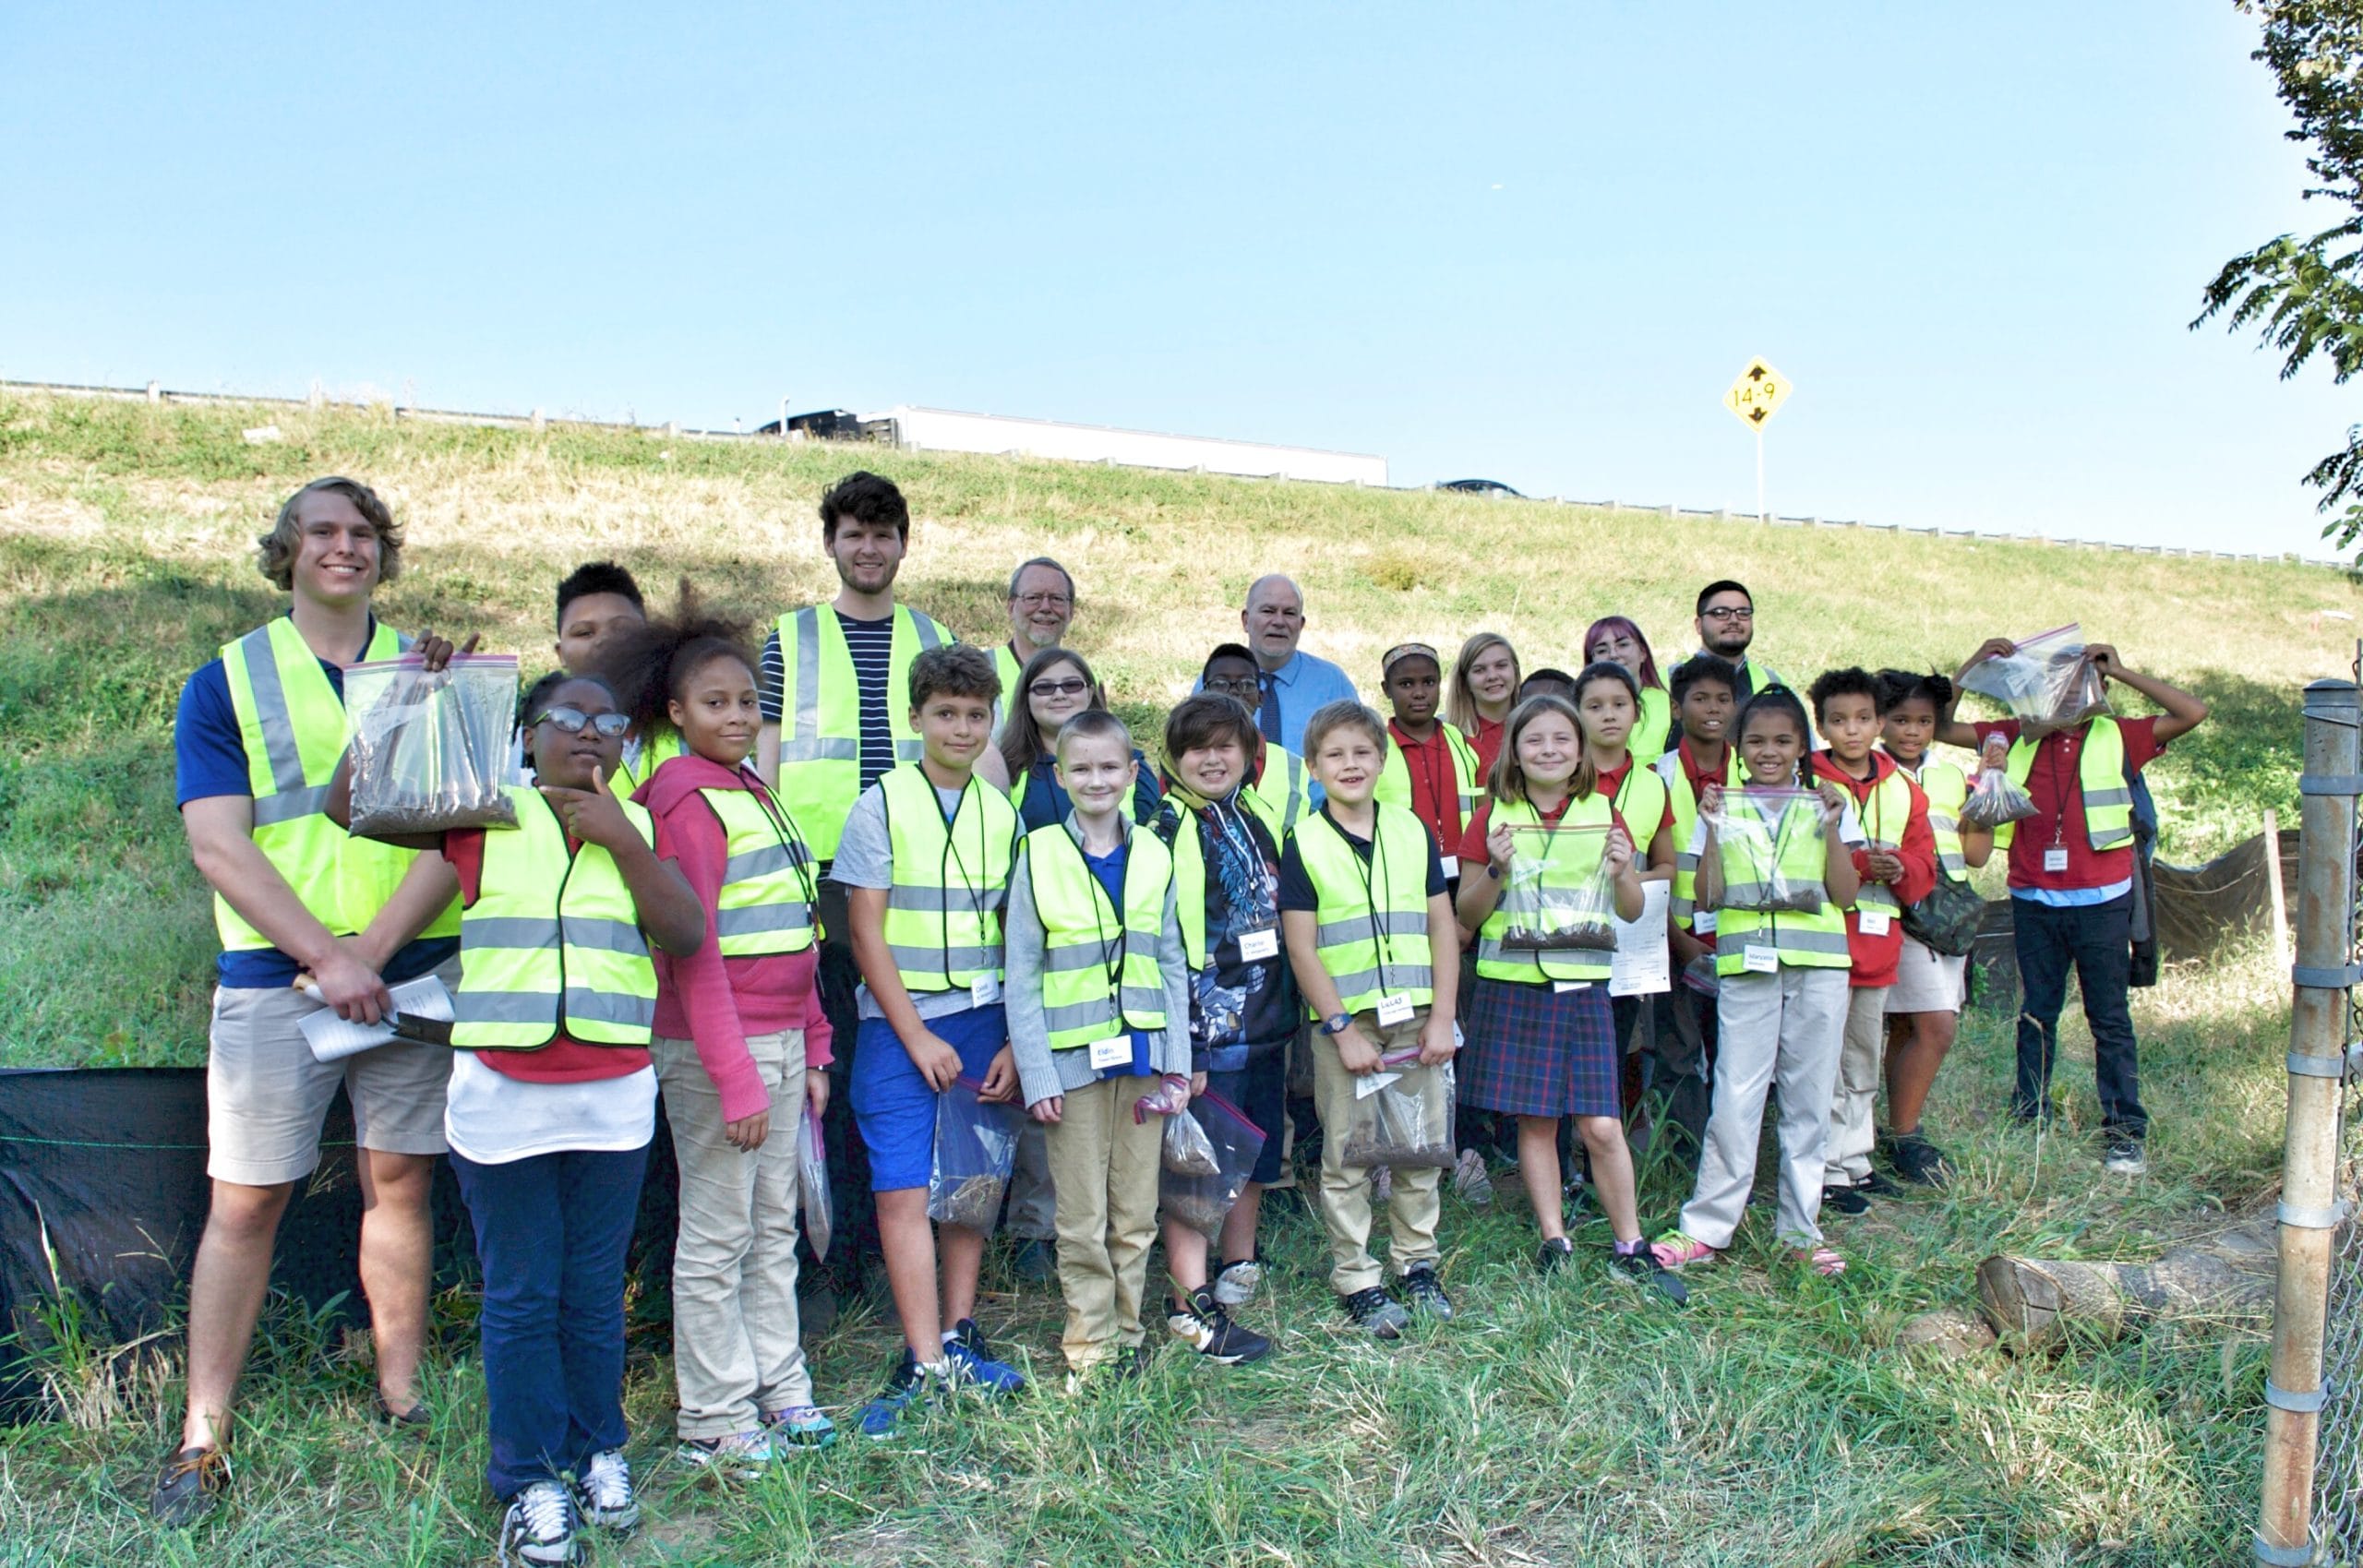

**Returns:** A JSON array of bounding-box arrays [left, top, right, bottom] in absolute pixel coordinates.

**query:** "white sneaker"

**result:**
[[573, 1448, 638, 1534], [676, 1430, 775, 1478], [1453, 1148, 1494, 1207], [1212, 1258, 1264, 1309], [498, 1480, 582, 1568], [2104, 1139, 2148, 1176]]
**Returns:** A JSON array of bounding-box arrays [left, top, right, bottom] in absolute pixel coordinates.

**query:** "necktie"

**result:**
[[1256, 670, 1283, 745]]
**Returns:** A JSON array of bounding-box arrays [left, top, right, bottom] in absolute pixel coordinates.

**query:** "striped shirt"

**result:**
[[759, 609, 900, 793]]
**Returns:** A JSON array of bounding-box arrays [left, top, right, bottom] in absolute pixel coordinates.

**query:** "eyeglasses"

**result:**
[[1014, 592, 1073, 609], [1204, 676, 1261, 696], [1028, 677, 1090, 699], [1699, 605, 1754, 623], [529, 707, 632, 737]]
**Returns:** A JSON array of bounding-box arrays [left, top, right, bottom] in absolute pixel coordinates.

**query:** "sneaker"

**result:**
[[856, 1350, 937, 1441], [1400, 1265, 1455, 1321], [1212, 1257, 1265, 1309], [942, 1319, 1026, 1395], [1167, 1289, 1274, 1365], [675, 1430, 775, 1478], [2104, 1138, 2148, 1176], [1855, 1168, 1903, 1198], [762, 1405, 837, 1451], [1821, 1183, 1871, 1215], [150, 1442, 231, 1526], [1649, 1229, 1718, 1271], [572, 1448, 638, 1534], [1453, 1148, 1494, 1207], [1340, 1287, 1410, 1338], [1371, 1165, 1394, 1203], [498, 1480, 582, 1568], [1536, 1237, 1576, 1275], [1610, 1244, 1690, 1305], [371, 1391, 431, 1439], [1013, 1238, 1057, 1282], [1889, 1133, 1952, 1188]]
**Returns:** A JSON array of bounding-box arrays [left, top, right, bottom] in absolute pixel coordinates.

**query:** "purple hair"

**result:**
[[1582, 615, 1663, 691]]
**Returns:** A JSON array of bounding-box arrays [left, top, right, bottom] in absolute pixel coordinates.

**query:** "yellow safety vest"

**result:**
[[879, 764, 1019, 994], [1631, 686, 1673, 762], [1169, 791, 1284, 972], [1474, 793, 1619, 984], [1709, 789, 1853, 976], [1289, 804, 1435, 1017], [215, 617, 460, 952], [1656, 744, 1743, 931], [450, 785, 657, 1049], [697, 783, 822, 956], [1994, 718, 2134, 853], [1893, 754, 1971, 883], [990, 641, 1026, 731], [1827, 762, 1915, 916], [1023, 821, 1174, 1052], [1251, 745, 1310, 835], [612, 726, 690, 798], [1373, 721, 1481, 842], [1608, 755, 1670, 859], [770, 603, 952, 862]]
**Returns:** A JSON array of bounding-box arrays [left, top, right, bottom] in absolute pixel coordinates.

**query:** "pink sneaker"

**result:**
[[1649, 1230, 1718, 1271]]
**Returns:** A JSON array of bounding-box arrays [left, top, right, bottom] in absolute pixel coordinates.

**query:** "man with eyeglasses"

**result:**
[[1692, 580, 1793, 703], [1219, 574, 1360, 758], [992, 558, 1075, 725]]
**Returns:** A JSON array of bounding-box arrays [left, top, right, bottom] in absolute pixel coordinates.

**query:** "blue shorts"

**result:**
[[850, 1003, 1008, 1192]]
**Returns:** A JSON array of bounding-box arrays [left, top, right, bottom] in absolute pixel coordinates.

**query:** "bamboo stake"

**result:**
[[2265, 808, 2290, 966]]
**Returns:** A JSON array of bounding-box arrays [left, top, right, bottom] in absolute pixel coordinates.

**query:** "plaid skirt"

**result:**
[[1460, 976, 1621, 1119]]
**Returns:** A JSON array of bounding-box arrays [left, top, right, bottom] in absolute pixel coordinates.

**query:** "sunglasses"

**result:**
[[529, 707, 631, 737], [1028, 677, 1090, 699]]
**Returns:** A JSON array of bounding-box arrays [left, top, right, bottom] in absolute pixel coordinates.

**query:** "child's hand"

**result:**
[[1970, 636, 2018, 664], [906, 1031, 963, 1091], [541, 766, 633, 850], [979, 1045, 1021, 1103], [1190, 1071, 1208, 1097], [1485, 823, 1517, 874], [1163, 1072, 1193, 1113], [805, 1068, 829, 1122], [724, 1109, 771, 1153], [1864, 849, 1904, 884], [1698, 784, 1722, 817], [1980, 733, 2010, 769], [1028, 1095, 1063, 1125], [410, 630, 481, 674], [1336, 1025, 1383, 1076], [1815, 781, 1850, 827], [1416, 1011, 1457, 1066], [2085, 642, 2120, 680], [1603, 826, 1634, 877]]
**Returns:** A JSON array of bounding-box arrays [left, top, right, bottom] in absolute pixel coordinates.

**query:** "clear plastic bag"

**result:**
[[344, 653, 520, 835], [1161, 1107, 1222, 1177], [928, 1072, 1024, 1232], [1133, 1074, 1192, 1122], [1159, 1091, 1267, 1237], [1959, 623, 2110, 737], [1959, 733, 2039, 830], [798, 1104, 833, 1263], [1497, 824, 1618, 953], [1337, 1055, 1457, 1169], [1702, 786, 1828, 914]]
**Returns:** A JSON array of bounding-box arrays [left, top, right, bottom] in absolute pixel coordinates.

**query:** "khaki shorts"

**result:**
[[206, 966, 456, 1186]]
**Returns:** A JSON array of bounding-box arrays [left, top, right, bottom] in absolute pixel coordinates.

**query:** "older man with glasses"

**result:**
[[1216, 574, 1360, 758], [991, 557, 1075, 725]]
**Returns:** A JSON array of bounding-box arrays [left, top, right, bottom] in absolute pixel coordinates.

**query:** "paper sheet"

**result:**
[[1610, 880, 1672, 997], [298, 976, 456, 1062]]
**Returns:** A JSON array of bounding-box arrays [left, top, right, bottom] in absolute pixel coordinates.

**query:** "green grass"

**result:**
[[0, 389, 2329, 1564]]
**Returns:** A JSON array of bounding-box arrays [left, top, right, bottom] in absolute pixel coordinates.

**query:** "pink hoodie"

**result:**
[[636, 753, 834, 1123]]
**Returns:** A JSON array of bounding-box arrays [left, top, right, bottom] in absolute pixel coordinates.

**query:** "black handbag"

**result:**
[[1900, 877, 1984, 957]]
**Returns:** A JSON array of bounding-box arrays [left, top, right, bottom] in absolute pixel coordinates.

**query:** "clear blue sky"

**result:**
[[2, 2, 2348, 554]]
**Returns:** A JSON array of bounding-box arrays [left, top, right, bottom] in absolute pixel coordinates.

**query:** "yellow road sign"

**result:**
[[1723, 357, 1792, 430]]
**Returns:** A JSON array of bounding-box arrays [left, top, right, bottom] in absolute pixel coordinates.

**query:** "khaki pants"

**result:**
[[653, 1029, 810, 1437], [1044, 1076, 1165, 1370], [1825, 984, 1893, 1188], [1678, 967, 1848, 1251], [1310, 1010, 1444, 1296]]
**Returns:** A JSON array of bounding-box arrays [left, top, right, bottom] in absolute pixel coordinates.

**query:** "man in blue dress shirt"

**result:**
[[1236, 574, 1360, 756]]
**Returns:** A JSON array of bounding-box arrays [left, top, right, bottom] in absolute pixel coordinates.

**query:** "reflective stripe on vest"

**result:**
[[1897, 756, 1971, 883], [698, 784, 821, 955], [1024, 822, 1173, 1050], [1658, 744, 1742, 929], [1994, 717, 2133, 853], [771, 604, 951, 862], [879, 764, 1018, 992], [1373, 722, 1481, 839], [450, 785, 657, 1049], [1475, 793, 1617, 983], [1289, 804, 1435, 1016], [1252, 746, 1310, 834], [215, 617, 461, 952], [1711, 789, 1852, 975], [1170, 796, 1280, 973], [1838, 765, 1915, 915]]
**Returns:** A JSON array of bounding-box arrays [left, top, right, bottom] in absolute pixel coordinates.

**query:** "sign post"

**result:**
[[1722, 357, 1793, 521]]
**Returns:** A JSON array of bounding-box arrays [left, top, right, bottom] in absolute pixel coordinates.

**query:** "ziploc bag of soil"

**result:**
[[1337, 1054, 1457, 1169], [344, 653, 520, 836], [1703, 787, 1827, 914], [1959, 733, 2038, 830], [1497, 823, 1617, 952], [929, 1072, 1024, 1231], [799, 1105, 834, 1262], [1159, 1090, 1267, 1237], [1959, 623, 2110, 736], [1161, 1106, 1222, 1176]]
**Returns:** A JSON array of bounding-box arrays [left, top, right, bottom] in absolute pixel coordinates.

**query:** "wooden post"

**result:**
[[2255, 679, 2358, 1565], [2263, 808, 2289, 966]]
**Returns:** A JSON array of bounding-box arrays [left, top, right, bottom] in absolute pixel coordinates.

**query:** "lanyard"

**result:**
[[1398, 724, 1456, 836], [744, 774, 820, 910], [930, 776, 993, 984], [1337, 808, 1399, 998], [2047, 734, 2073, 847], [1074, 832, 1131, 999]]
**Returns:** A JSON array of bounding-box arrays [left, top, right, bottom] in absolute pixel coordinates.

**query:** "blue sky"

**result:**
[[1, 2, 2349, 554]]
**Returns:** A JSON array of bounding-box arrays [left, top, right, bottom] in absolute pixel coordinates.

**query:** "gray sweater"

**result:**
[[1005, 814, 1194, 1108]]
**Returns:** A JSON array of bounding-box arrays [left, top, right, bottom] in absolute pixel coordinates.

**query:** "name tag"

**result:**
[[1375, 992, 1415, 1027], [1355, 1069, 1404, 1100], [1553, 980, 1590, 993], [1744, 946, 1779, 975], [1439, 855, 1460, 880], [1858, 908, 1891, 937], [1239, 928, 1279, 962], [1694, 911, 1717, 935], [2044, 846, 2069, 873], [970, 975, 1002, 1007], [1086, 1035, 1133, 1071]]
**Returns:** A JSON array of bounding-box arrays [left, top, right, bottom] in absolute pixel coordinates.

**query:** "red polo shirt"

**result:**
[[1969, 717, 2165, 894], [1389, 720, 1468, 854], [1809, 750, 1937, 989]]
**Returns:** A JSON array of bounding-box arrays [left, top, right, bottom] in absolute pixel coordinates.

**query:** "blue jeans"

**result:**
[[450, 1143, 650, 1500], [2009, 893, 2147, 1137]]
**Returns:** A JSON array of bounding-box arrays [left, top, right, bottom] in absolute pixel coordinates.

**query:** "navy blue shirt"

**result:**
[[1016, 750, 1162, 834], [174, 619, 459, 988], [1080, 840, 1155, 1078]]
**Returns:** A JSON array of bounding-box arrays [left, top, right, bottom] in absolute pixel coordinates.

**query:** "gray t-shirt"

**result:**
[[831, 780, 1009, 1022]]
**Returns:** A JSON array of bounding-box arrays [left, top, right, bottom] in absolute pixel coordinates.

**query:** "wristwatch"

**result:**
[[1320, 1012, 1354, 1035]]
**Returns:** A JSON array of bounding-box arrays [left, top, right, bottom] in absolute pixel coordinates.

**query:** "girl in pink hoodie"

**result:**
[[608, 593, 836, 1466]]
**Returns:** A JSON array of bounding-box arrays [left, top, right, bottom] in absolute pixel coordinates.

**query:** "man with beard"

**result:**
[[757, 471, 956, 1308], [1691, 579, 1793, 704]]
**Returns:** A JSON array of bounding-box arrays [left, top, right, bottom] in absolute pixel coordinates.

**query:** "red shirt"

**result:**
[[1389, 721, 1468, 852], [1809, 750, 1938, 989], [1675, 738, 1733, 802], [1592, 756, 1676, 852], [1969, 717, 2165, 893], [1458, 793, 1580, 870], [1467, 715, 1506, 780], [446, 829, 650, 1084]]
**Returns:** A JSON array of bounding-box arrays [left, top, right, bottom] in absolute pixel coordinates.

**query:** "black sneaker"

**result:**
[[1856, 1168, 1903, 1198], [2104, 1137, 2148, 1176], [1400, 1265, 1455, 1321], [1609, 1245, 1690, 1305], [371, 1391, 431, 1439], [1168, 1289, 1274, 1365], [498, 1479, 583, 1567], [1889, 1133, 1952, 1188], [150, 1442, 231, 1526], [1536, 1237, 1576, 1275], [1821, 1183, 1871, 1215], [1340, 1287, 1410, 1338]]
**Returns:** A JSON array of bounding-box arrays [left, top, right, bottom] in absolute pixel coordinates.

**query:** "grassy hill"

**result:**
[[0, 389, 2342, 1565]]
